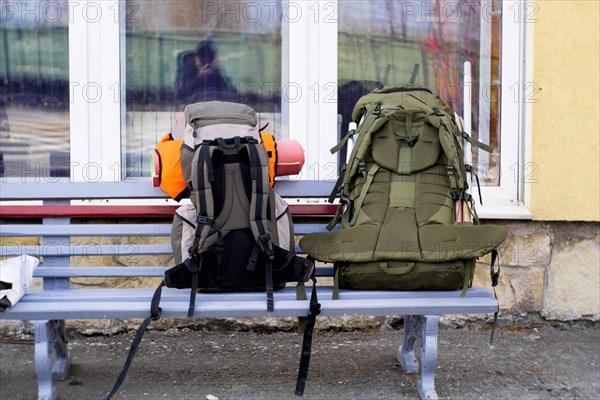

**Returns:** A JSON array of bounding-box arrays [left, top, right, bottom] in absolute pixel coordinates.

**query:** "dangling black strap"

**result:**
[[295, 269, 320, 397], [106, 281, 165, 400], [265, 258, 274, 311], [189, 271, 199, 317], [465, 164, 483, 206], [184, 255, 202, 318], [489, 249, 500, 346]]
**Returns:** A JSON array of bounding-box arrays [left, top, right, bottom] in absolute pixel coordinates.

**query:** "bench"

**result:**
[[0, 180, 499, 400]]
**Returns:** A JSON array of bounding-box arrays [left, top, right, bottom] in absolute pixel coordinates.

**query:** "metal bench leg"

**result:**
[[33, 320, 72, 400], [397, 315, 439, 400]]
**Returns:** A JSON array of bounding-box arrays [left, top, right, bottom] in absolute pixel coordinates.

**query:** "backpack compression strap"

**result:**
[[327, 104, 388, 230], [295, 263, 321, 397], [106, 281, 165, 400], [246, 139, 276, 311], [187, 141, 224, 317]]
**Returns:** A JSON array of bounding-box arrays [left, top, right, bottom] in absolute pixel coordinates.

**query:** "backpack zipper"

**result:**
[[374, 87, 433, 95], [190, 114, 255, 126]]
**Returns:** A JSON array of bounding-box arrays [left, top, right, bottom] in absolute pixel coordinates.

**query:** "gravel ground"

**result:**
[[1, 320, 599, 400]]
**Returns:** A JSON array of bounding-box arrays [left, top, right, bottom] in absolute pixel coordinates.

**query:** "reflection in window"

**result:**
[[0, 1, 70, 179], [124, 0, 282, 177], [338, 0, 501, 185]]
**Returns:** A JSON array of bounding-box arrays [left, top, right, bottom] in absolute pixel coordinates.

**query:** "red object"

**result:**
[[276, 140, 305, 176], [0, 204, 336, 219]]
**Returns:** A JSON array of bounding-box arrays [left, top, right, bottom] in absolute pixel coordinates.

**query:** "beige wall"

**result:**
[[530, 1, 600, 221]]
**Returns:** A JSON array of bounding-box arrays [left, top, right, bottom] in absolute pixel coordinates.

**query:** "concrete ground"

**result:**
[[0, 319, 599, 400]]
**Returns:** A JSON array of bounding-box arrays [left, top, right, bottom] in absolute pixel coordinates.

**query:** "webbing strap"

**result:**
[[328, 172, 345, 204], [106, 281, 165, 400], [189, 270, 199, 317], [463, 132, 494, 153], [295, 272, 320, 397], [465, 164, 483, 205], [326, 203, 343, 231], [265, 258, 274, 311], [341, 104, 381, 197], [460, 261, 470, 297], [489, 250, 500, 346], [296, 281, 308, 334], [330, 129, 355, 154], [190, 142, 216, 256], [349, 164, 379, 226], [247, 142, 275, 312], [216, 136, 241, 150], [332, 265, 340, 300]]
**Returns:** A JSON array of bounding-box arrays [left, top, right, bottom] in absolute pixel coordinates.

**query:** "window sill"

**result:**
[[477, 202, 533, 220]]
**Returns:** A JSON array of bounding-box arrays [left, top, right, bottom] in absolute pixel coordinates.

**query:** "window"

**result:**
[[0, 1, 70, 180], [337, 0, 501, 187], [46, 0, 529, 217], [123, 0, 283, 178], [291, 0, 529, 218]]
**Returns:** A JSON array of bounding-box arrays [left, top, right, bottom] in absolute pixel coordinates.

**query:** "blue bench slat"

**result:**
[[33, 267, 168, 278], [30, 266, 332, 278], [0, 244, 304, 257], [0, 223, 330, 237], [15, 287, 495, 306], [15, 287, 494, 303], [0, 180, 336, 201], [1, 244, 173, 257], [290, 224, 331, 235], [0, 287, 497, 320], [0, 224, 173, 237]]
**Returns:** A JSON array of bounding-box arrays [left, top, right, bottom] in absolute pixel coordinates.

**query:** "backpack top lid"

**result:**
[[351, 84, 453, 123], [183, 101, 260, 147]]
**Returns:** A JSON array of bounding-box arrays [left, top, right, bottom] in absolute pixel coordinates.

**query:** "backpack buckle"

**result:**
[[310, 302, 322, 316], [151, 307, 162, 321], [491, 271, 500, 287], [373, 104, 381, 116], [196, 215, 213, 226], [258, 234, 274, 259]]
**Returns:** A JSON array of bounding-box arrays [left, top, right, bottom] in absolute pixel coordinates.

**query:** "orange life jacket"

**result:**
[[151, 133, 189, 201], [260, 132, 278, 187]]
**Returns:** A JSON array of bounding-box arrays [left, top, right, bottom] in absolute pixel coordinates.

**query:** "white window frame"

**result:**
[[67, 0, 532, 219]]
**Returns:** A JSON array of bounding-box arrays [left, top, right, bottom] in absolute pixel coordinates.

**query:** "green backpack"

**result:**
[[300, 85, 508, 295]]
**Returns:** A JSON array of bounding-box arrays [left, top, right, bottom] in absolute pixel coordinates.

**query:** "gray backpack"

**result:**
[[107, 102, 317, 399], [166, 101, 313, 314]]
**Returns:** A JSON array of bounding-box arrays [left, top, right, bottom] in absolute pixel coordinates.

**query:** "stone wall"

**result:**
[[473, 221, 599, 321], [1, 221, 598, 337]]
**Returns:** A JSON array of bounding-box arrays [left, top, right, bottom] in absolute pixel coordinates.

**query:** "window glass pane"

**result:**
[[123, 0, 282, 178], [338, 0, 501, 186], [0, 1, 70, 179]]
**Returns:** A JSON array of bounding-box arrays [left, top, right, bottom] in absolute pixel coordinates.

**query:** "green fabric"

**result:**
[[349, 164, 379, 225], [333, 266, 340, 300], [465, 134, 494, 153], [299, 84, 508, 292], [337, 260, 467, 291]]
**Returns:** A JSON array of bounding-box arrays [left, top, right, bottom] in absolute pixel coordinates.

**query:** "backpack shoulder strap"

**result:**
[[190, 141, 217, 254], [245, 138, 276, 311], [188, 141, 225, 317]]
